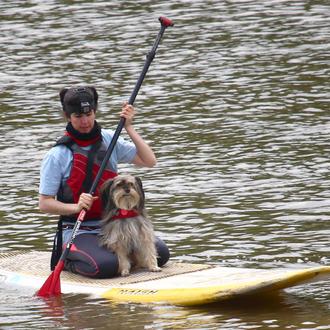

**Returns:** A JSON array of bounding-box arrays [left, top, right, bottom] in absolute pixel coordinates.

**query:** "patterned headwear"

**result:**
[[59, 86, 98, 115]]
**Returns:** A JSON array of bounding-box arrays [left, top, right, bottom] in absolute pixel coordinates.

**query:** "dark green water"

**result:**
[[0, 1, 329, 329]]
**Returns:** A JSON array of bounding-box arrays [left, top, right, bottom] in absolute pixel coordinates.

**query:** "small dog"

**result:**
[[99, 175, 161, 276]]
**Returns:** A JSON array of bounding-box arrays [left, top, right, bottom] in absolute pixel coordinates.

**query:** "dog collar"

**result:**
[[111, 209, 139, 220]]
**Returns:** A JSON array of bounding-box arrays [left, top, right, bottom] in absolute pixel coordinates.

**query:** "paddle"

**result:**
[[37, 16, 174, 298]]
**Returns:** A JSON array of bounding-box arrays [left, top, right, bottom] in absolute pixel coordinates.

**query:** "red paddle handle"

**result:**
[[159, 16, 174, 27]]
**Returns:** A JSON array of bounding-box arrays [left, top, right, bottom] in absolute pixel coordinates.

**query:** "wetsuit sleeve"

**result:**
[[102, 130, 137, 164], [115, 136, 137, 163], [39, 146, 71, 196]]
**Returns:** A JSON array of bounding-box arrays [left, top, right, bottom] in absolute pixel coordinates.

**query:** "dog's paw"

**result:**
[[120, 269, 130, 276], [149, 266, 161, 272]]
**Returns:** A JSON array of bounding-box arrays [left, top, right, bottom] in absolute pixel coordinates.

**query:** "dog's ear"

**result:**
[[135, 176, 145, 210], [100, 179, 115, 211]]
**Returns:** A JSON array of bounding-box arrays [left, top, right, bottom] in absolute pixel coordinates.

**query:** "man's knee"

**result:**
[[156, 238, 170, 267]]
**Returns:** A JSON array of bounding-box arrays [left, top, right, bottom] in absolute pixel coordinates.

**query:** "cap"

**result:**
[[59, 86, 98, 116]]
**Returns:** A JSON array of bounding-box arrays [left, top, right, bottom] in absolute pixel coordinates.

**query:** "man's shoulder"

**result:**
[[101, 128, 113, 137], [101, 128, 115, 144], [44, 144, 72, 162]]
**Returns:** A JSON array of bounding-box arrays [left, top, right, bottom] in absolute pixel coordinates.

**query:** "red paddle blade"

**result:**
[[36, 260, 64, 297]]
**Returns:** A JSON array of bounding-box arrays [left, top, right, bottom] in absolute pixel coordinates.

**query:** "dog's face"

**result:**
[[101, 175, 145, 212]]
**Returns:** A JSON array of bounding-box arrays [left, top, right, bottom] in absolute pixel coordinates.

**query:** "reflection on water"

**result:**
[[0, 0, 329, 328], [1, 287, 329, 330]]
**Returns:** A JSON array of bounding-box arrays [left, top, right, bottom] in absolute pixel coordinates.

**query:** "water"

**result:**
[[1, 0, 329, 329]]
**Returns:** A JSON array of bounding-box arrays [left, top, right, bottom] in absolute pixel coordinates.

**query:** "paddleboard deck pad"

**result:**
[[0, 251, 329, 306]]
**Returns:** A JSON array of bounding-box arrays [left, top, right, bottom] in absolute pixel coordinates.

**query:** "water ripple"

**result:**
[[1, 0, 329, 328]]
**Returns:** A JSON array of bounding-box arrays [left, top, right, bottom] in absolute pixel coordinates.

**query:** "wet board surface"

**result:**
[[0, 251, 329, 306]]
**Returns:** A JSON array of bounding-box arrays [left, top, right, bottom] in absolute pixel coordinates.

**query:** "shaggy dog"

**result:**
[[99, 175, 161, 276]]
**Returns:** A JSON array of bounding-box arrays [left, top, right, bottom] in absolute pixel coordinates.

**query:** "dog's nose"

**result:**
[[125, 188, 130, 194]]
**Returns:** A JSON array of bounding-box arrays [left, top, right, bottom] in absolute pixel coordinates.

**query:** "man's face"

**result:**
[[69, 110, 96, 133]]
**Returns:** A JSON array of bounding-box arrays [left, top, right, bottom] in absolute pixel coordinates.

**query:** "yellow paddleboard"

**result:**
[[0, 251, 329, 306]]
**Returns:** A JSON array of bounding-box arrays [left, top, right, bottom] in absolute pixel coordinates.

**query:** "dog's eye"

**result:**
[[115, 181, 134, 189]]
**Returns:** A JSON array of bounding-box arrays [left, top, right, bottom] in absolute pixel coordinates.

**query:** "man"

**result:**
[[39, 86, 169, 278]]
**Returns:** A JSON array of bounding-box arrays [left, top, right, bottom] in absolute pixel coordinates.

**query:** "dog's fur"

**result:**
[[99, 175, 161, 276]]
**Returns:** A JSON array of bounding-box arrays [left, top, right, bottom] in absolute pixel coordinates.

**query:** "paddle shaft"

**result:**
[[89, 17, 173, 194], [37, 16, 173, 297], [64, 16, 174, 246]]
